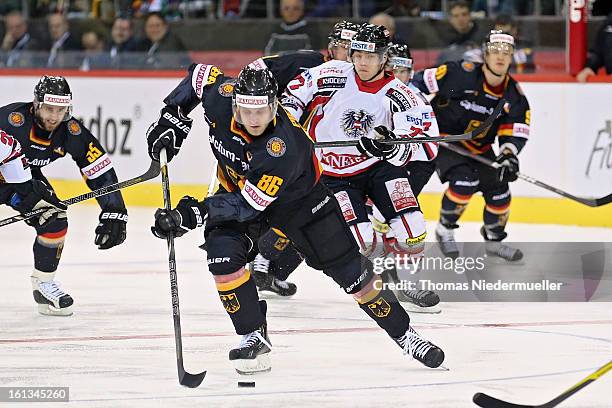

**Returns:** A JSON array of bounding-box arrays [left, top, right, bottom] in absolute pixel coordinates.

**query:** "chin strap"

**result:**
[[484, 61, 505, 78]]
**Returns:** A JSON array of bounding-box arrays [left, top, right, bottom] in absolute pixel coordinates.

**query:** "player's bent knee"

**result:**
[[324, 255, 374, 295], [205, 229, 253, 276]]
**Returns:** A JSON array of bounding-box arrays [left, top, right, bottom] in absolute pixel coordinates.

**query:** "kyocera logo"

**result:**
[[569, 0, 585, 23]]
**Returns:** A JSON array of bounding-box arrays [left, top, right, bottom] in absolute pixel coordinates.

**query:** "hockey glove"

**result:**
[[10, 179, 67, 227], [151, 196, 206, 239], [95, 209, 128, 250], [357, 126, 399, 160], [495, 150, 520, 182], [146, 105, 192, 162]]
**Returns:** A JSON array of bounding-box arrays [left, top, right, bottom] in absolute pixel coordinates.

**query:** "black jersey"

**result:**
[[248, 50, 326, 96], [165, 63, 323, 211], [413, 61, 530, 155], [0, 102, 125, 210]]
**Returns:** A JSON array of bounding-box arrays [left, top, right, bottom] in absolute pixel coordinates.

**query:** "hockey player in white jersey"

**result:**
[[364, 42, 443, 312], [282, 24, 440, 310]]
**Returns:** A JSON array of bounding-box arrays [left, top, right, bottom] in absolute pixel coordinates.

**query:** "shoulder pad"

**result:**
[[191, 64, 224, 99]]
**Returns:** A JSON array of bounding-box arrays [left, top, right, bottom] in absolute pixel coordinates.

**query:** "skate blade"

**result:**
[[401, 302, 442, 314], [37, 304, 73, 316], [234, 354, 271, 375], [257, 290, 295, 299]]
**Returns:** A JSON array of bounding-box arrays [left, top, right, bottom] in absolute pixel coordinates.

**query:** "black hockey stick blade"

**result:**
[[314, 98, 506, 148], [473, 361, 612, 408], [179, 365, 207, 388], [518, 175, 612, 208], [0, 160, 160, 228]]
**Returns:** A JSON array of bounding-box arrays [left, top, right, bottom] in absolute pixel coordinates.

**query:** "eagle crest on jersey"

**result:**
[[341, 109, 375, 138]]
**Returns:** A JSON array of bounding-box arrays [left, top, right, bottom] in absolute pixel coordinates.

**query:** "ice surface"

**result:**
[[1, 207, 610, 407]]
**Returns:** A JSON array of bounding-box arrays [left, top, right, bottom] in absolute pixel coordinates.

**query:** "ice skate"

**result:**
[[435, 223, 460, 259], [31, 270, 73, 316], [251, 255, 297, 297], [382, 268, 441, 313], [481, 227, 523, 261], [392, 325, 445, 368], [229, 321, 272, 374]]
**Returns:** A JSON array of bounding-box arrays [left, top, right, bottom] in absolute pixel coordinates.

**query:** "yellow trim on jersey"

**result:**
[[46, 180, 612, 228]]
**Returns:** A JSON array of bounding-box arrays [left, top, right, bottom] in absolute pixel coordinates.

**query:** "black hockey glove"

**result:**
[[95, 209, 128, 249], [10, 179, 67, 227], [357, 126, 399, 160], [151, 196, 206, 239], [495, 150, 520, 182], [146, 105, 192, 162]]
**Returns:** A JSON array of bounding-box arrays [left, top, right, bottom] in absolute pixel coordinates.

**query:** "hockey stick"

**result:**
[[473, 360, 611, 408], [159, 149, 207, 388], [314, 98, 506, 148], [441, 143, 612, 208], [0, 160, 161, 228]]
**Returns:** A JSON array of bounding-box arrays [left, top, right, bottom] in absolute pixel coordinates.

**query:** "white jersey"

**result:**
[[0, 128, 30, 183], [282, 60, 439, 177]]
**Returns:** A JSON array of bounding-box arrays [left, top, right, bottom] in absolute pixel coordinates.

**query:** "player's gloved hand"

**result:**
[[495, 150, 520, 182], [95, 209, 128, 249], [146, 105, 192, 162], [10, 179, 67, 227], [151, 196, 206, 239], [357, 126, 399, 160]]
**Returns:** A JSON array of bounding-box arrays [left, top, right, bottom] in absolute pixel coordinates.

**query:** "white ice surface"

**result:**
[[0, 206, 610, 407]]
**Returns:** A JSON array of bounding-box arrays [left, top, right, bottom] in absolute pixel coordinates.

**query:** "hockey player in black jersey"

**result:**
[[147, 64, 445, 374], [412, 31, 531, 261], [0, 76, 128, 315], [246, 20, 361, 297]]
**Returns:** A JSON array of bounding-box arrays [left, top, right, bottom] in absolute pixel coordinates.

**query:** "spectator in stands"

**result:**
[[135, 12, 188, 66], [369, 12, 405, 44], [463, 14, 535, 73], [1, 11, 40, 67], [108, 16, 139, 63], [382, 0, 421, 17], [80, 30, 111, 70], [576, 12, 612, 82], [436, 0, 482, 64], [264, 0, 319, 56], [46, 13, 82, 67]]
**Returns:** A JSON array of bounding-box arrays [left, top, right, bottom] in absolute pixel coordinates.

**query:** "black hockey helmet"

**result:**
[[232, 67, 279, 126], [349, 23, 391, 57], [387, 43, 413, 71], [328, 20, 360, 44], [33, 75, 72, 121]]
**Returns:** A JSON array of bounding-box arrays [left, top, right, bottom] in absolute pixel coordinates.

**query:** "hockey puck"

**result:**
[[238, 381, 255, 388]]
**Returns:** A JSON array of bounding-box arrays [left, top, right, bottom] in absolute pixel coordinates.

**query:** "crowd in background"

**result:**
[[1, 0, 611, 20], [0, 0, 610, 76]]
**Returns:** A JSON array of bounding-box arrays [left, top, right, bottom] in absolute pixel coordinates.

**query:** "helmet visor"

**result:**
[[35, 93, 72, 121], [232, 94, 278, 126]]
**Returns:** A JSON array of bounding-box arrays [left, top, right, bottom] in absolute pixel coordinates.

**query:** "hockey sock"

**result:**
[[483, 188, 511, 240], [353, 275, 410, 338], [440, 186, 471, 226], [214, 267, 265, 335], [33, 220, 67, 272]]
